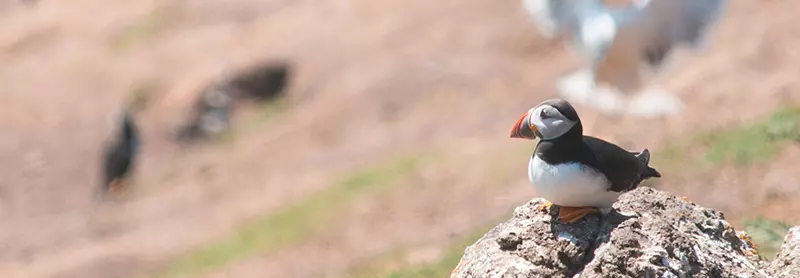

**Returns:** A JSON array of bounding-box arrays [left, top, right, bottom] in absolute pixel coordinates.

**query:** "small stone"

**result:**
[[496, 231, 523, 251], [649, 254, 662, 265]]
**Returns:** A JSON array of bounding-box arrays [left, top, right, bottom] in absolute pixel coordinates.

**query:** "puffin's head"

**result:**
[[510, 99, 580, 140]]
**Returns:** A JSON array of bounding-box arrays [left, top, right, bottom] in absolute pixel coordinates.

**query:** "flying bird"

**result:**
[[510, 99, 661, 223], [522, 0, 726, 117], [100, 111, 140, 198]]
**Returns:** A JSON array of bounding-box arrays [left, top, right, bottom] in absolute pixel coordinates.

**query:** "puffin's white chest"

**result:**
[[528, 155, 620, 208]]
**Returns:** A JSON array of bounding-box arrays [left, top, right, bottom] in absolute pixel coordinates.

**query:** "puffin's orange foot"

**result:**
[[558, 206, 600, 224], [680, 196, 691, 202], [537, 201, 553, 213]]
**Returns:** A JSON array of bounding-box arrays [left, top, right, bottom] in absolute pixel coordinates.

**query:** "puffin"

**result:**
[[174, 83, 233, 143], [510, 99, 661, 223], [227, 61, 291, 102], [100, 110, 140, 197], [521, 0, 726, 117]]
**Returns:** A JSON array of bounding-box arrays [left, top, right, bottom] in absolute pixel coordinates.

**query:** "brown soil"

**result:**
[[1, 0, 799, 277]]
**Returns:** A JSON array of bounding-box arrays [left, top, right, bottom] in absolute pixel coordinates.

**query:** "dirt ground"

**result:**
[[1, 0, 800, 277]]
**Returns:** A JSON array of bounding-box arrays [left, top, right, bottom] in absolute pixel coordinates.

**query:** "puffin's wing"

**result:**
[[102, 140, 130, 185], [633, 0, 726, 51], [102, 113, 138, 185], [613, 0, 725, 67], [581, 136, 652, 193], [593, 0, 725, 91], [521, 0, 588, 39], [630, 149, 650, 165]]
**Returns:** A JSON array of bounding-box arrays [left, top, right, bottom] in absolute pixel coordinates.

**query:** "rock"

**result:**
[[496, 231, 523, 251], [451, 187, 787, 278], [768, 226, 800, 277]]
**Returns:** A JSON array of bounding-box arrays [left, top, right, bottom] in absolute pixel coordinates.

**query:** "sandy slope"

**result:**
[[1, 0, 799, 277]]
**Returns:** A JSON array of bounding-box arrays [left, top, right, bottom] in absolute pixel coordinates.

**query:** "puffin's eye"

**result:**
[[539, 109, 550, 119]]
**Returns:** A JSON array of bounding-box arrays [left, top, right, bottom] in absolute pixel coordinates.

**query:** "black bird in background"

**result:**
[[174, 83, 234, 143], [228, 61, 291, 102], [174, 61, 292, 143], [99, 110, 140, 198]]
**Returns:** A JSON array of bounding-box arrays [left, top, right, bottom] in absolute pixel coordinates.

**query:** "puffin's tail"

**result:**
[[635, 149, 662, 179], [633, 149, 650, 164], [644, 166, 662, 179]]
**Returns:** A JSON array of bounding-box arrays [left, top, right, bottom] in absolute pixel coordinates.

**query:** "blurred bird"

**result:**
[[227, 61, 291, 102], [100, 110, 140, 198], [522, 0, 726, 117], [174, 83, 233, 143], [173, 61, 291, 143], [510, 99, 661, 223]]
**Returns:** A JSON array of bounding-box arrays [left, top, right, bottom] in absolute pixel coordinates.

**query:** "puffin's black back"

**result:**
[[533, 99, 660, 193], [102, 112, 139, 189], [535, 135, 661, 193], [580, 136, 661, 192], [230, 62, 291, 101]]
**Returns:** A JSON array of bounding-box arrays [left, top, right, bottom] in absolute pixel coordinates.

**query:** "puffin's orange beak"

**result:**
[[510, 112, 538, 140]]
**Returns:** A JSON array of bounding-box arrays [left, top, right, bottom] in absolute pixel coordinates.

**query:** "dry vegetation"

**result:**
[[1, 0, 800, 277]]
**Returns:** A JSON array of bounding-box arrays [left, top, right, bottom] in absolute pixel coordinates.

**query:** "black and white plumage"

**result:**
[[174, 84, 233, 143], [522, 0, 726, 117], [100, 111, 139, 197], [510, 99, 661, 222], [174, 61, 291, 143]]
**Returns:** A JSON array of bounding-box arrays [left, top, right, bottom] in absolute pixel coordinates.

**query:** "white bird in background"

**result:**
[[522, 0, 726, 117]]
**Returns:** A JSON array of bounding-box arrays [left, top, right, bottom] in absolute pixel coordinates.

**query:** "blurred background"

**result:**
[[1, 0, 800, 277]]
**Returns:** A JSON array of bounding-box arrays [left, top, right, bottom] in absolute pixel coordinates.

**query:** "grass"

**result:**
[[645, 106, 800, 260], [741, 217, 793, 259], [342, 225, 492, 278], [125, 82, 160, 112], [111, 5, 171, 51], [340, 142, 534, 278], [154, 155, 425, 278], [654, 105, 800, 170], [700, 106, 800, 167], [342, 249, 409, 278]]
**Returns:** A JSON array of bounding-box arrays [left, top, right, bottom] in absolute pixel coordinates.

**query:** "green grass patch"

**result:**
[[741, 217, 794, 259], [651, 140, 716, 176], [653, 105, 800, 170], [154, 155, 425, 278], [125, 82, 161, 112], [700, 106, 800, 167], [111, 5, 171, 51], [342, 249, 409, 278], [342, 226, 491, 278]]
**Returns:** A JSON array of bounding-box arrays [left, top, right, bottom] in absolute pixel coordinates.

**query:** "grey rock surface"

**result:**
[[769, 226, 800, 277], [451, 187, 785, 278]]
